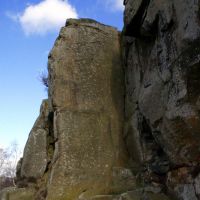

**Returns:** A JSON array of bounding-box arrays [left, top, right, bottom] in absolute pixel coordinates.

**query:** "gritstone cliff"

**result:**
[[1, 1, 200, 199]]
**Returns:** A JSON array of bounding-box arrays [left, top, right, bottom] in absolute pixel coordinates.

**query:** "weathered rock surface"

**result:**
[[4, 1, 200, 199], [20, 100, 49, 180], [89, 189, 171, 200], [46, 18, 132, 200], [11, 19, 136, 200], [123, 0, 200, 199], [0, 187, 34, 200]]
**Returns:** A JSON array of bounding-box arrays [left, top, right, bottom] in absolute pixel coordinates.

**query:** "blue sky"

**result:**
[[0, 0, 124, 149]]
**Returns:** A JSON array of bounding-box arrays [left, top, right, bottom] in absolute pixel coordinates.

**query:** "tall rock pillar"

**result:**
[[46, 19, 130, 200]]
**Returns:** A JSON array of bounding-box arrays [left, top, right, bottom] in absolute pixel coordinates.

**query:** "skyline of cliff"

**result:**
[[0, 0, 124, 149]]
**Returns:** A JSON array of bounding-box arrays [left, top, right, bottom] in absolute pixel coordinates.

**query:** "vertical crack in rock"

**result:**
[[123, 0, 200, 199], [124, 0, 151, 37]]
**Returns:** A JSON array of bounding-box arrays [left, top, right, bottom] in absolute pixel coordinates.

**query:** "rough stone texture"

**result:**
[[19, 100, 49, 180], [10, 19, 136, 200], [123, 0, 200, 199], [89, 189, 172, 200], [0, 187, 34, 200], [46, 18, 131, 200], [6, 2, 200, 199], [166, 167, 200, 200]]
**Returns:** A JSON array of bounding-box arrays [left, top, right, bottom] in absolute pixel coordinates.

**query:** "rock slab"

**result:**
[[46, 18, 129, 200]]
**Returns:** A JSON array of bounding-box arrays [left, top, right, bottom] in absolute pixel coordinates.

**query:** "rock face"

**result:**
[[123, 0, 200, 199], [46, 18, 131, 200], [13, 19, 136, 200], [5, 2, 200, 199], [20, 100, 49, 180]]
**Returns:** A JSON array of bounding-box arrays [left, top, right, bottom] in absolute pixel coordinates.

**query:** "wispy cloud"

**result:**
[[105, 0, 124, 11], [9, 0, 78, 35], [5, 12, 20, 22]]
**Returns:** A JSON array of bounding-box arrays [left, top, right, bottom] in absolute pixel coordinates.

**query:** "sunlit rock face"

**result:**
[[13, 19, 136, 200], [46, 18, 131, 200], [123, 0, 200, 199], [20, 100, 49, 180]]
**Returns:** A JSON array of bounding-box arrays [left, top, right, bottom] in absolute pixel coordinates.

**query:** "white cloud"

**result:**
[[105, 0, 124, 11], [18, 0, 78, 35]]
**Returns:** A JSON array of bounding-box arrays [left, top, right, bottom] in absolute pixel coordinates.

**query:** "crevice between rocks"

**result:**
[[124, 0, 150, 37]]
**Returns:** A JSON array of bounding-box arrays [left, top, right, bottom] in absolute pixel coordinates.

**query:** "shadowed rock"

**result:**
[[123, 0, 200, 199]]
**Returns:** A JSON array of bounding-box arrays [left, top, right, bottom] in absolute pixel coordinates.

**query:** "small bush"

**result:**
[[0, 142, 21, 190], [39, 71, 48, 88]]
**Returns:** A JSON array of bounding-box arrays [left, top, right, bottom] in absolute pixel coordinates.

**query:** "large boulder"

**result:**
[[13, 19, 136, 200], [46, 18, 131, 200]]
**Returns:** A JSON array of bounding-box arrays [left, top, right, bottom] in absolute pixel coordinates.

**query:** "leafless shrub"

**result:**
[[0, 142, 21, 190], [39, 71, 48, 88]]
